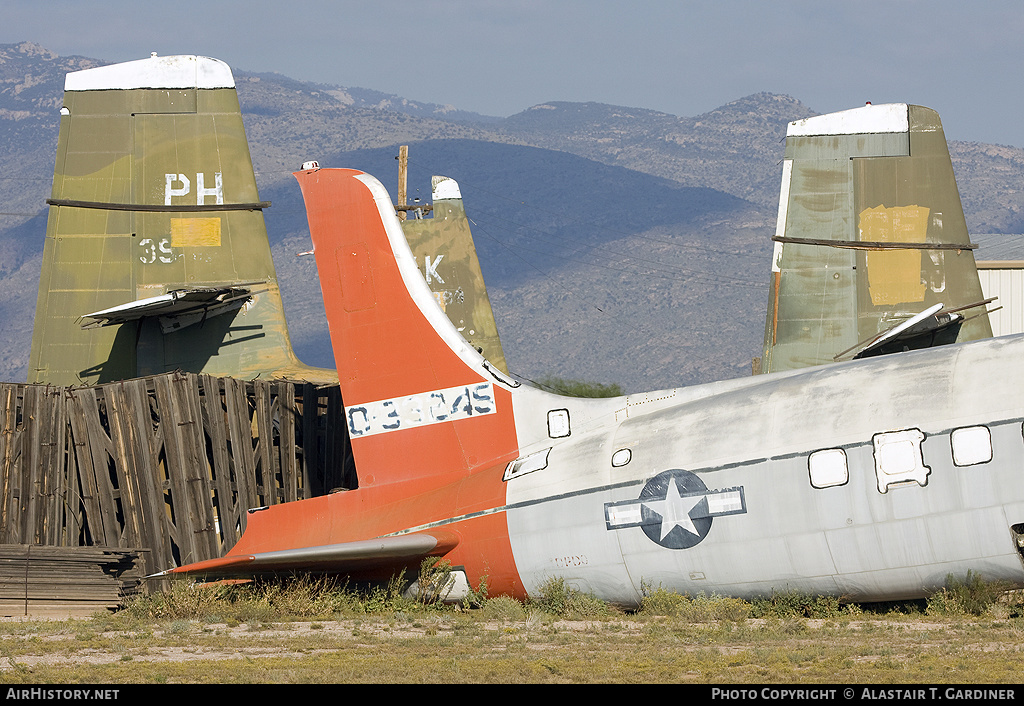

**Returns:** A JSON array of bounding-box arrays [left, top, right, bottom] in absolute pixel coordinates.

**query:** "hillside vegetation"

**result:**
[[2, 42, 1023, 390]]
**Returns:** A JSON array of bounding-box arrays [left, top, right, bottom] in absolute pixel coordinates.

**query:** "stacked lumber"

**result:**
[[0, 544, 144, 617]]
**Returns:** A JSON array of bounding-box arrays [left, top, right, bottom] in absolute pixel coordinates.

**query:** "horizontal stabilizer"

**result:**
[[160, 531, 459, 578], [81, 285, 259, 332], [834, 303, 959, 361]]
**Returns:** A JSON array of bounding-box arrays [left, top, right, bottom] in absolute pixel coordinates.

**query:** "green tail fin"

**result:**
[[761, 103, 992, 373], [400, 175, 509, 374], [29, 54, 335, 386]]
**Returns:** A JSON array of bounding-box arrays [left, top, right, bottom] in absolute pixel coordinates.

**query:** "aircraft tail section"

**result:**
[[29, 54, 334, 386], [295, 167, 520, 488], [400, 176, 509, 374], [761, 103, 992, 374]]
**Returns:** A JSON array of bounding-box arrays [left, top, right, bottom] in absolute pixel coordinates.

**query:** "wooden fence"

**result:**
[[0, 372, 353, 580]]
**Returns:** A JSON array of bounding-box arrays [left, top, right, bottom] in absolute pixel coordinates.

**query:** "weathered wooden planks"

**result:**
[[0, 373, 352, 581], [0, 544, 144, 617]]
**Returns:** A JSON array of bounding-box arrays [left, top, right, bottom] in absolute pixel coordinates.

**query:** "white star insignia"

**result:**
[[642, 481, 704, 539]]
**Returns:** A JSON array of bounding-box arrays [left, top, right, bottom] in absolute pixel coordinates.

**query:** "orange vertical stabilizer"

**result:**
[[294, 167, 520, 491]]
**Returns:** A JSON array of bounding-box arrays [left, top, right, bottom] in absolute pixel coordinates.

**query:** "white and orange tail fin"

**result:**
[[294, 168, 521, 489]]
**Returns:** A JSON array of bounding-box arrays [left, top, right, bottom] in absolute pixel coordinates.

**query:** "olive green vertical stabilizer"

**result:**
[[761, 103, 991, 374], [400, 175, 509, 374], [29, 55, 336, 386]]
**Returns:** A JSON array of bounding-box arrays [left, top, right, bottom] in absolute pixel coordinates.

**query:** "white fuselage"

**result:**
[[503, 334, 1024, 604]]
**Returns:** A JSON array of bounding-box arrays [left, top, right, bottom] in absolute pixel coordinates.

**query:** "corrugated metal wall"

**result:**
[[978, 263, 1024, 337]]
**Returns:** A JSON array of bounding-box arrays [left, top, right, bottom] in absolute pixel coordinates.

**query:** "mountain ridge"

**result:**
[[1, 42, 1024, 391]]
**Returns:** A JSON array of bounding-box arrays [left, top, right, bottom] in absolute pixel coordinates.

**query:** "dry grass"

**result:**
[[0, 573, 1022, 684]]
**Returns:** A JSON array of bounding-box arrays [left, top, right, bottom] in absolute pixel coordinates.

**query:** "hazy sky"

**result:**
[[5, 0, 1024, 146]]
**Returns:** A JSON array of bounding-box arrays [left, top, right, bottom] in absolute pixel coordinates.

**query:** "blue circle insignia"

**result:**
[[603, 469, 745, 550], [637, 469, 713, 549]]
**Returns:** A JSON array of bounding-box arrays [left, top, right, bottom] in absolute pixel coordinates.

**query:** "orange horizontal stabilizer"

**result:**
[[160, 531, 460, 579]]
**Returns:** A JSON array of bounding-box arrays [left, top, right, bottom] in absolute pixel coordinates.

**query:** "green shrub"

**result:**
[[122, 573, 419, 622], [414, 558, 458, 605], [341, 574, 415, 615], [479, 595, 527, 621], [927, 571, 1013, 617], [121, 579, 226, 621], [638, 583, 690, 616], [749, 590, 842, 619], [528, 577, 615, 618], [535, 376, 624, 398], [638, 583, 749, 622]]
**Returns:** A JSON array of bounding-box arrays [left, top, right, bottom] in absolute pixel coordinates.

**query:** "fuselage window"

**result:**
[[547, 409, 570, 438], [872, 428, 930, 493], [951, 425, 992, 467], [611, 448, 632, 467], [808, 448, 848, 488], [503, 447, 552, 481]]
